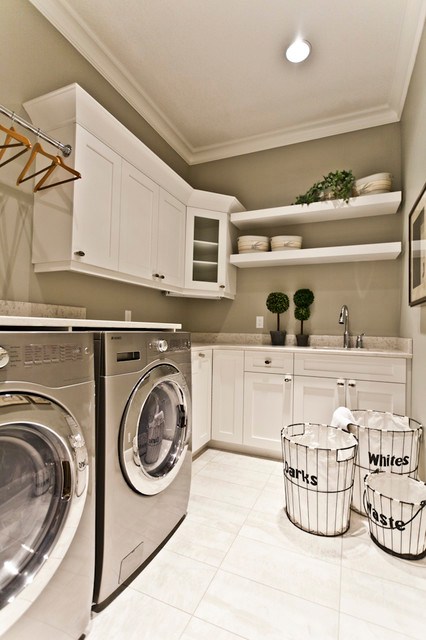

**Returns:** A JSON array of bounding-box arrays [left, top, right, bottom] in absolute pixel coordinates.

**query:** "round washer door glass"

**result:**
[[120, 363, 190, 495], [0, 392, 88, 611]]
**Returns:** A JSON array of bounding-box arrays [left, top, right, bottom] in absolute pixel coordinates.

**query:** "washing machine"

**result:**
[[93, 331, 192, 611], [0, 332, 95, 640]]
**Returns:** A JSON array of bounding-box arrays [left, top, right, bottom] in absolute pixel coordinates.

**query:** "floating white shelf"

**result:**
[[230, 191, 402, 229], [230, 242, 402, 268]]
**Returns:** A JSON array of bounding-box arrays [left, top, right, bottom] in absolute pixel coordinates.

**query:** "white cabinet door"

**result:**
[[155, 188, 186, 288], [119, 161, 159, 279], [293, 376, 344, 424], [243, 372, 293, 454], [73, 126, 121, 270], [185, 208, 236, 298], [191, 349, 212, 455], [346, 379, 406, 414], [211, 350, 244, 443], [293, 375, 406, 425]]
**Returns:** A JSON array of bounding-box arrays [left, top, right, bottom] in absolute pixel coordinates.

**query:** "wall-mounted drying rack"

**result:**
[[0, 103, 81, 191], [0, 104, 72, 156]]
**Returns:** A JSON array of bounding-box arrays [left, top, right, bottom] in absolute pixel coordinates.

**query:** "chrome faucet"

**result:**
[[338, 304, 350, 348]]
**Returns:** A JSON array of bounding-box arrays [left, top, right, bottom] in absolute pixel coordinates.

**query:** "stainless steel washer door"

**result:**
[[119, 363, 191, 495], [0, 393, 88, 616]]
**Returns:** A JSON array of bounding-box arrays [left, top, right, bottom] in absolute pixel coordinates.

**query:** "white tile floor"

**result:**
[[88, 449, 426, 640]]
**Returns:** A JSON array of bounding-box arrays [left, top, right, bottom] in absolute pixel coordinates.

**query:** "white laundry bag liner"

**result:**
[[348, 410, 422, 515], [281, 423, 358, 536], [364, 471, 426, 560]]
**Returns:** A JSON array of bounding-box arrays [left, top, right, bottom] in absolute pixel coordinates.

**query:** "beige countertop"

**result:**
[[0, 316, 182, 331], [191, 333, 412, 358]]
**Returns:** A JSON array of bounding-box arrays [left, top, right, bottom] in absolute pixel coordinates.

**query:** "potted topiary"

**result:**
[[266, 291, 289, 345], [293, 288, 314, 346], [293, 170, 356, 205]]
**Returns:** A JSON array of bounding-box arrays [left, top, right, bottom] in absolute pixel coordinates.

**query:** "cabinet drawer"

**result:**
[[244, 350, 294, 374], [294, 353, 406, 383]]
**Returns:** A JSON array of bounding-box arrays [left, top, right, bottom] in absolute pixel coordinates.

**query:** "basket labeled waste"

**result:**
[[281, 423, 358, 536], [348, 410, 422, 515], [364, 471, 426, 560]]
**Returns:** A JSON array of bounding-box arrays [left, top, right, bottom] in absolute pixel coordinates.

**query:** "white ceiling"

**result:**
[[29, 0, 426, 165]]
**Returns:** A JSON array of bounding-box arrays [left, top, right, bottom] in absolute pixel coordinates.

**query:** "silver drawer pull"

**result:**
[[284, 376, 292, 383]]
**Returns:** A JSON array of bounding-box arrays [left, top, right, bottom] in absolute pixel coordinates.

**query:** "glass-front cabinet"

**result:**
[[184, 207, 237, 298]]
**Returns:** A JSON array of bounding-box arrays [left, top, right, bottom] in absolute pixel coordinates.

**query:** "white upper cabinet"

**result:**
[[156, 188, 186, 288], [25, 84, 245, 297], [177, 190, 244, 300], [72, 127, 122, 271], [119, 161, 159, 280], [119, 166, 186, 288]]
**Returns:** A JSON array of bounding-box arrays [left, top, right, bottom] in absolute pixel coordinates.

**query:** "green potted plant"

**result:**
[[293, 288, 314, 346], [293, 170, 356, 205], [266, 291, 289, 345]]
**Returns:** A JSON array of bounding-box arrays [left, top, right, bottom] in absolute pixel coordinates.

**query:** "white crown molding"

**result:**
[[28, 0, 195, 162], [387, 0, 426, 118], [29, 0, 425, 166], [187, 105, 400, 165]]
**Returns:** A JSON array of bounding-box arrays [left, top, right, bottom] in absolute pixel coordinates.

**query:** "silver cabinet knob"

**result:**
[[265, 359, 271, 365], [74, 250, 85, 257]]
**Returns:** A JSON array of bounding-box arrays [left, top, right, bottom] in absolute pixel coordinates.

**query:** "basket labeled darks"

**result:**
[[281, 423, 358, 536], [364, 471, 426, 560], [348, 410, 423, 515]]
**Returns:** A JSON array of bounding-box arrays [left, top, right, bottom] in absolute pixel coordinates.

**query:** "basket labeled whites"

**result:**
[[348, 410, 422, 515], [237, 235, 269, 254]]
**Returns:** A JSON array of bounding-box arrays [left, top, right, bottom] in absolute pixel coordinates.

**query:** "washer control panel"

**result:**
[[0, 346, 9, 369], [0, 333, 93, 385]]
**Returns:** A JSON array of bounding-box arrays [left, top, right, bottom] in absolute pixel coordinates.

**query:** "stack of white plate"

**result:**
[[354, 173, 392, 196], [237, 235, 269, 253], [270, 235, 302, 251]]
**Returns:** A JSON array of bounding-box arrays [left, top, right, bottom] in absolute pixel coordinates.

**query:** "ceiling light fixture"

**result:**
[[285, 39, 311, 64]]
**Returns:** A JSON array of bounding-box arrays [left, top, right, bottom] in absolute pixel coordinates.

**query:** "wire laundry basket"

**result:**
[[348, 410, 423, 515], [281, 423, 358, 536], [364, 471, 426, 560]]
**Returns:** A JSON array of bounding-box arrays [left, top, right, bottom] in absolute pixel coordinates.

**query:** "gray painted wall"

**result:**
[[0, 0, 420, 350], [400, 26, 426, 476]]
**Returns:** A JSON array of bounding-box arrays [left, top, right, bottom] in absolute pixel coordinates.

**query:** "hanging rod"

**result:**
[[0, 104, 72, 157]]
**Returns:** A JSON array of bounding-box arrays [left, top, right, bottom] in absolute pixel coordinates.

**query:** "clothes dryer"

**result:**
[[93, 331, 191, 610], [0, 332, 95, 640]]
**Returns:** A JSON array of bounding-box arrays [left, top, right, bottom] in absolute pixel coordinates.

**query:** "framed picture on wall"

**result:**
[[409, 182, 426, 306]]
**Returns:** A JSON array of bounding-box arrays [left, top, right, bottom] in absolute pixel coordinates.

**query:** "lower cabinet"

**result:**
[[243, 350, 294, 454], [199, 347, 409, 458], [243, 372, 293, 454], [211, 350, 244, 444], [293, 376, 406, 424], [293, 352, 407, 424], [191, 349, 212, 455]]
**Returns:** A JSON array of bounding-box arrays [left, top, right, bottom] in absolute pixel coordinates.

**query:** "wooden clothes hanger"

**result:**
[[16, 141, 81, 191], [16, 141, 59, 188], [0, 124, 32, 168], [36, 154, 81, 191]]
